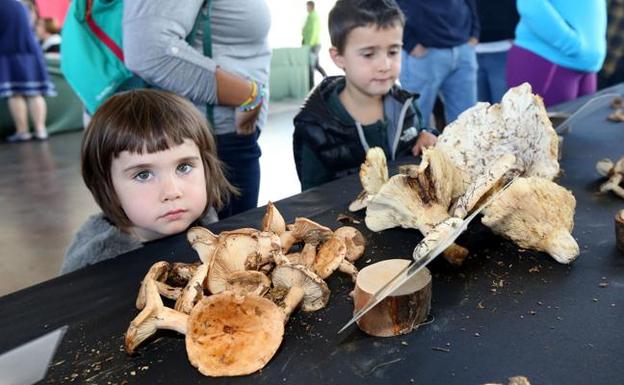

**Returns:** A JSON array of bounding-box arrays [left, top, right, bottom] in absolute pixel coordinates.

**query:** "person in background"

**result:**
[[0, 0, 54, 142], [507, 0, 607, 107], [293, 0, 437, 191], [475, 0, 518, 103], [396, 0, 479, 128], [598, 0, 624, 89], [36, 17, 62, 55], [122, 0, 271, 219], [302, 0, 327, 89], [60, 89, 235, 274]]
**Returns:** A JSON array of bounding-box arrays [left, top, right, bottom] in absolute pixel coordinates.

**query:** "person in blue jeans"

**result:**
[[396, 0, 480, 127], [475, 0, 518, 103]]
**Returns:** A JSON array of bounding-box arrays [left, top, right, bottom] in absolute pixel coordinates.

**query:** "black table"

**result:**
[[2, 87, 624, 385]]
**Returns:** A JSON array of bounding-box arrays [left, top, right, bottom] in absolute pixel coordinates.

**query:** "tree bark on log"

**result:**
[[353, 259, 431, 337], [615, 209, 624, 253]]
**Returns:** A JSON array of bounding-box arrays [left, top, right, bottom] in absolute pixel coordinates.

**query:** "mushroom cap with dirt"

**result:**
[[271, 264, 330, 314], [186, 292, 284, 377], [334, 226, 366, 262], [481, 176, 579, 264], [208, 230, 281, 294], [436, 82, 560, 197], [312, 235, 347, 279]]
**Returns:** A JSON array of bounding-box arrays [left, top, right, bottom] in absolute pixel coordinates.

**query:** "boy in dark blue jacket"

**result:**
[[293, 0, 437, 191]]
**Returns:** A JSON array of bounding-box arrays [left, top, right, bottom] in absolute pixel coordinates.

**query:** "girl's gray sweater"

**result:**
[[60, 210, 217, 275]]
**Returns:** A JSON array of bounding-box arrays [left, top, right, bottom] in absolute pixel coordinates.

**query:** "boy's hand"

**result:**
[[412, 131, 437, 157], [234, 104, 262, 135]]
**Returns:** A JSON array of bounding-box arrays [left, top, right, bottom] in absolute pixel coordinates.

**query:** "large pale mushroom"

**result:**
[[365, 147, 468, 264], [436, 82, 560, 194], [186, 292, 284, 377], [481, 177, 579, 264], [451, 154, 518, 218]]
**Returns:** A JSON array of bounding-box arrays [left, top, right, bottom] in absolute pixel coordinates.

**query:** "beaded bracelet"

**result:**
[[239, 82, 265, 112], [240, 80, 258, 107]]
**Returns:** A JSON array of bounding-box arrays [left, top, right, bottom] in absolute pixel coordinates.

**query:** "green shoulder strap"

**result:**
[[202, 0, 214, 126]]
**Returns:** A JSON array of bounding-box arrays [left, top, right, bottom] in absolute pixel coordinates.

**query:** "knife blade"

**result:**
[[0, 326, 67, 385], [338, 177, 517, 334]]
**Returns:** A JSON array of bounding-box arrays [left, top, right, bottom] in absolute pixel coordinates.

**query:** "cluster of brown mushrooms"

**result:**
[[124, 202, 366, 377], [350, 83, 579, 265]]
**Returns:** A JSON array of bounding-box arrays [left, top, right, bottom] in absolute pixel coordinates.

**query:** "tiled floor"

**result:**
[[0, 99, 302, 296]]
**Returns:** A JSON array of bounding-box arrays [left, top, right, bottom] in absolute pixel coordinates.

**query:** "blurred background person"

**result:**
[[36, 17, 62, 55], [507, 0, 607, 107], [598, 0, 624, 89], [0, 0, 55, 142], [397, 0, 479, 128], [302, 0, 327, 89], [475, 0, 518, 103]]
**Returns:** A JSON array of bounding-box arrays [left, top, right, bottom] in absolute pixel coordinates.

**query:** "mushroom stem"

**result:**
[[280, 231, 297, 253], [175, 263, 209, 314], [281, 286, 305, 321], [157, 306, 189, 334], [301, 243, 317, 266], [125, 279, 188, 354], [136, 261, 170, 310], [338, 260, 358, 282]]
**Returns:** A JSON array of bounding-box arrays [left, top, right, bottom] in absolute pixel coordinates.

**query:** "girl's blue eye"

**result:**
[[134, 170, 152, 181], [177, 163, 193, 174]]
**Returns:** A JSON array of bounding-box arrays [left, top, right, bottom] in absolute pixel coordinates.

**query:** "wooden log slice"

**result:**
[[616, 209, 624, 253], [353, 259, 431, 337]]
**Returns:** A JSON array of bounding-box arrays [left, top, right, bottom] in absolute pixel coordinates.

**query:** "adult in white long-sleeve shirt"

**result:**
[[123, 0, 272, 218]]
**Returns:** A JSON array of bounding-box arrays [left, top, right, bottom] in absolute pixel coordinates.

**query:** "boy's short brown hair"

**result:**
[[328, 0, 405, 53], [81, 89, 235, 229]]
